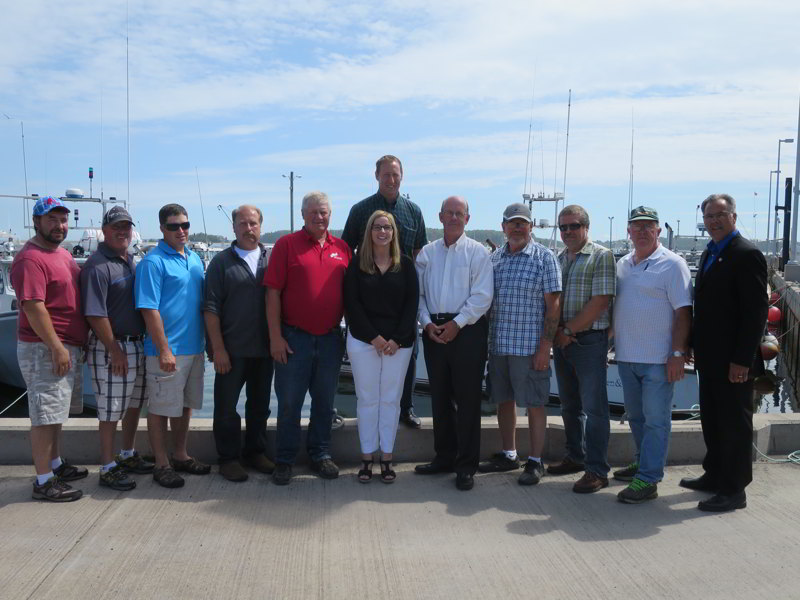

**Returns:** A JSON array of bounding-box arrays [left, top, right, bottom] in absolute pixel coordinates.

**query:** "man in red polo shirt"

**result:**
[[265, 191, 351, 485]]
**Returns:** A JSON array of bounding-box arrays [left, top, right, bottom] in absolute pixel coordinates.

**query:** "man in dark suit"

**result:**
[[684, 193, 768, 512]]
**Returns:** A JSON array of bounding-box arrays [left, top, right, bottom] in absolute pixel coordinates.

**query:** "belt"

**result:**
[[429, 313, 458, 323], [575, 329, 607, 337], [115, 335, 144, 342]]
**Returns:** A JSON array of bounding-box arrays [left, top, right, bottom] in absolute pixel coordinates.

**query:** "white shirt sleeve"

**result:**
[[416, 245, 433, 328], [453, 247, 494, 328]]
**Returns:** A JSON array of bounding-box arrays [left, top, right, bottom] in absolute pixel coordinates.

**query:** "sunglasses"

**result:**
[[164, 222, 190, 231], [559, 223, 583, 232]]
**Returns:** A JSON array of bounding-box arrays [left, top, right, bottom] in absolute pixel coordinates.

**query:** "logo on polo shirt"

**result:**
[[329, 252, 343, 261]]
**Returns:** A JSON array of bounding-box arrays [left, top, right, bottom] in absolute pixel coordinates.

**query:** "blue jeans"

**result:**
[[553, 329, 610, 477], [617, 362, 674, 483], [274, 325, 344, 464]]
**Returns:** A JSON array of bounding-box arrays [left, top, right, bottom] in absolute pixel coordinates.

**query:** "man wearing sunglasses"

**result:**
[[135, 204, 210, 488], [548, 205, 616, 494], [612, 206, 692, 504]]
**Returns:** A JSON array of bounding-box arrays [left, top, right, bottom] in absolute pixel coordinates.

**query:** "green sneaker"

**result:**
[[612, 462, 639, 482], [617, 478, 658, 504]]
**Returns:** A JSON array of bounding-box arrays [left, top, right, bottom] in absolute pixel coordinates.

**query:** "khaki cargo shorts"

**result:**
[[145, 353, 204, 418], [18, 341, 83, 426]]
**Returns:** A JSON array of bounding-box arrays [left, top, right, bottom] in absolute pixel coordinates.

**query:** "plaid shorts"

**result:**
[[17, 341, 83, 426], [87, 334, 147, 422]]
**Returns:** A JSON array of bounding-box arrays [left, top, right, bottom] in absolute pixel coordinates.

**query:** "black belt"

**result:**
[[575, 329, 607, 337], [430, 313, 458, 323], [115, 335, 144, 342]]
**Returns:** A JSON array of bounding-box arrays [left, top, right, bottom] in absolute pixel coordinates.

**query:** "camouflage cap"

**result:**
[[628, 205, 659, 222]]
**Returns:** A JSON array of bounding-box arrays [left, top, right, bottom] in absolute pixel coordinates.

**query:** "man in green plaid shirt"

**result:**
[[548, 204, 616, 495], [342, 155, 427, 428]]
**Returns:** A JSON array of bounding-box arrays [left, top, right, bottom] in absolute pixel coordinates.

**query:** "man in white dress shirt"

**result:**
[[413, 196, 494, 491]]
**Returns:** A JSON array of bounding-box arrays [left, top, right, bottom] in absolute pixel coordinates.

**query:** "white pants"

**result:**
[[347, 332, 413, 455]]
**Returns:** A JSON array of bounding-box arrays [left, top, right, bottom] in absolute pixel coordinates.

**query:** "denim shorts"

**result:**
[[487, 354, 550, 408]]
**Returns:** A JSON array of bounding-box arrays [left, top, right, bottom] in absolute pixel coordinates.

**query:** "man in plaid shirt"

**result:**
[[548, 205, 616, 494], [479, 203, 561, 486]]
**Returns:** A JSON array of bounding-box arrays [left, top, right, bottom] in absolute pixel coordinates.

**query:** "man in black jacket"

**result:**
[[684, 193, 768, 512]]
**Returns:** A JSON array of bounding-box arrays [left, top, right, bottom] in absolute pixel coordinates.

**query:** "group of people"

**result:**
[[11, 154, 767, 514]]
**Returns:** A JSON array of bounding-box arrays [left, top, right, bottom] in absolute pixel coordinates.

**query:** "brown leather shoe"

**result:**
[[219, 461, 248, 482], [546, 457, 585, 475], [243, 453, 276, 474], [572, 471, 609, 494]]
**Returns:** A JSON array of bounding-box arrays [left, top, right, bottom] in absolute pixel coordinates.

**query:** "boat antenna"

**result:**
[[100, 88, 104, 201], [126, 1, 130, 210], [561, 89, 571, 214], [195, 167, 210, 261], [523, 69, 537, 204], [627, 110, 634, 245]]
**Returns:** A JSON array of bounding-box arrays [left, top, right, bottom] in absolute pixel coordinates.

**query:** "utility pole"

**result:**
[[282, 171, 301, 232], [608, 216, 614, 251]]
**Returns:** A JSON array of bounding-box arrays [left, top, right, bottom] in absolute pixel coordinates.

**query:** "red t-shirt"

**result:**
[[264, 229, 351, 335], [11, 242, 88, 347]]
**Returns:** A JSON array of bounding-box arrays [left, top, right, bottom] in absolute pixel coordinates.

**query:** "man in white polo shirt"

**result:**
[[612, 206, 692, 504]]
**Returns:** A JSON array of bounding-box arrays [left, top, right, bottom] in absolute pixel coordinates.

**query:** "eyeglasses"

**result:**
[[559, 223, 583, 232], [110, 222, 133, 231], [372, 225, 393, 232], [702, 211, 731, 222], [441, 210, 467, 219], [165, 222, 190, 231], [629, 222, 657, 232]]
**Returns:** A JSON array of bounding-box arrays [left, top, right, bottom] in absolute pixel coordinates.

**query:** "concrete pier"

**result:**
[[1, 461, 799, 600]]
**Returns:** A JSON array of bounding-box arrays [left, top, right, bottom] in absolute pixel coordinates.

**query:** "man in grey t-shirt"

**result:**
[[81, 206, 154, 492]]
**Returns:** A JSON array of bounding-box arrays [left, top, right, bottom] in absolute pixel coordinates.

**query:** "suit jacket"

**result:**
[[692, 234, 768, 373]]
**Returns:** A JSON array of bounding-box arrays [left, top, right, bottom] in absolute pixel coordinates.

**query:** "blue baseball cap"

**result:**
[[32, 196, 71, 216]]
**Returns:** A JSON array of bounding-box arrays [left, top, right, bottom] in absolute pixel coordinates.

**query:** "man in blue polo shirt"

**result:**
[[135, 203, 210, 488]]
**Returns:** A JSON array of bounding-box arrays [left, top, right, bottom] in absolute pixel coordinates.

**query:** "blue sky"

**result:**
[[0, 0, 798, 245]]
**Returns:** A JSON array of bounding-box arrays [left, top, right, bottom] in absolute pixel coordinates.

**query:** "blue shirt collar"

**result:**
[[157, 239, 192, 257], [706, 229, 739, 254]]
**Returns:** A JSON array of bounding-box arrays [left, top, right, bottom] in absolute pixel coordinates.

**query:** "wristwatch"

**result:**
[[671, 350, 685, 358], [563, 326, 573, 337]]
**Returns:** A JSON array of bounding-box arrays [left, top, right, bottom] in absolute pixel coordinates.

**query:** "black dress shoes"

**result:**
[[399, 409, 422, 429], [414, 462, 454, 475], [455, 473, 474, 491], [679, 474, 718, 493], [698, 492, 747, 512]]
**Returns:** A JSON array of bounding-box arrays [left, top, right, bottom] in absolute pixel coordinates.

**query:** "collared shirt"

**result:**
[[81, 242, 145, 337], [557, 239, 616, 330], [416, 233, 493, 329], [263, 228, 351, 335], [489, 240, 561, 356], [11, 241, 88, 347], [204, 242, 270, 358], [613, 244, 693, 364], [135, 240, 205, 356], [341, 192, 427, 258], [703, 229, 740, 273]]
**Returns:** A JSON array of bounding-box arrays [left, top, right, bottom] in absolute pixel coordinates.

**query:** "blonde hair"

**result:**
[[359, 210, 401, 274]]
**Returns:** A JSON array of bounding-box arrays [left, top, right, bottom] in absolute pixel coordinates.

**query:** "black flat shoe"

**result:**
[[399, 409, 422, 429], [679, 474, 718, 493], [455, 473, 474, 491], [698, 492, 747, 512], [414, 462, 454, 475]]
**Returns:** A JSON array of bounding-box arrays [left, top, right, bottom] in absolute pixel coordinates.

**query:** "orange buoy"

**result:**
[[760, 334, 779, 360], [768, 306, 782, 324]]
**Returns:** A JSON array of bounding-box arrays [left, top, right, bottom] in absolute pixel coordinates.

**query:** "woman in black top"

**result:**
[[344, 210, 419, 483]]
